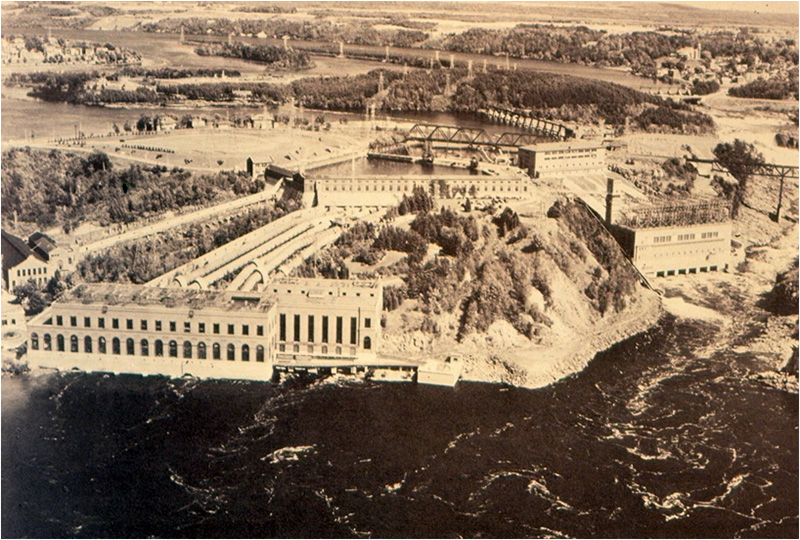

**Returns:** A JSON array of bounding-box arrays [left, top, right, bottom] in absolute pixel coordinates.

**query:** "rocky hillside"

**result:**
[[298, 194, 662, 388]]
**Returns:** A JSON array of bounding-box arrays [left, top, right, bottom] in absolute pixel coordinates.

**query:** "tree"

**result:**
[[13, 280, 48, 316], [713, 139, 764, 216]]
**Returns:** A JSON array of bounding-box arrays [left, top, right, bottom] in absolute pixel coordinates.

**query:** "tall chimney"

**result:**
[[605, 178, 617, 225]]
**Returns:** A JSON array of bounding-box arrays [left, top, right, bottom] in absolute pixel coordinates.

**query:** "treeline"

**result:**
[[383, 69, 460, 111], [440, 25, 692, 72], [195, 42, 312, 69], [134, 17, 428, 47], [729, 74, 799, 100], [77, 196, 301, 285], [700, 32, 799, 65], [289, 70, 404, 110], [119, 66, 241, 78], [0, 148, 264, 231]]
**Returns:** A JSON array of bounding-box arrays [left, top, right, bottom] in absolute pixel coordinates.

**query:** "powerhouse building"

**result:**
[[518, 142, 606, 178], [315, 175, 531, 198], [610, 201, 732, 278], [27, 277, 383, 381]]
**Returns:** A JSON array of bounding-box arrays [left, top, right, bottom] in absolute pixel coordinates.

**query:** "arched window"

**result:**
[[44, 334, 52, 351], [126, 338, 135, 355], [155, 340, 164, 357], [227, 344, 235, 361], [241, 344, 250, 362], [31, 333, 39, 350], [321, 345, 328, 355], [256, 345, 265, 362], [169, 340, 178, 358], [335, 346, 342, 355], [70, 335, 79, 353], [363, 336, 371, 350], [213, 343, 221, 360], [140, 339, 149, 357], [98, 336, 106, 354], [292, 344, 300, 353], [183, 341, 192, 359], [112, 337, 120, 355], [84, 336, 92, 353], [198, 342, 207, 360]]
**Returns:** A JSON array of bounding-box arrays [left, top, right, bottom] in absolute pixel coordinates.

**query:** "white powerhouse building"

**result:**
[[518, 141, 606, 178], [27, 278, 382, 381]]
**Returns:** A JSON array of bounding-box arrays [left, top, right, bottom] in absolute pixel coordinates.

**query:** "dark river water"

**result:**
[[3, 316, 797, 538]]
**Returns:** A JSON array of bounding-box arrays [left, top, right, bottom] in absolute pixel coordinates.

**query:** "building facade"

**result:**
[[269, 278, 381, 360], [315, 176, 531, 199], [2, 230, 52, 291], [612, 221, 732, 277], [518, 142, 606, 178], [26, 278, 383, 381]]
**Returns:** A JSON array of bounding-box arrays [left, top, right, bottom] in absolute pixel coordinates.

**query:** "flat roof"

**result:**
[[520, 141, 605, 152], [60, 284, 275, 312], [271, 277, 381, 290]]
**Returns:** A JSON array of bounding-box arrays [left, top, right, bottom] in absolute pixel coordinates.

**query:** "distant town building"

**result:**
[[610, 200, 732, 278], [517, 142, 606, 178], [26, 278, 383, 381]]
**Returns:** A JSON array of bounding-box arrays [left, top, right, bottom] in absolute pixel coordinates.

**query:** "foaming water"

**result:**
[[2, 317, 797, 538]]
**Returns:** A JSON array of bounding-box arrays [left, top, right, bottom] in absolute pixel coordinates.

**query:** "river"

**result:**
[[2, 315, 797, 538]]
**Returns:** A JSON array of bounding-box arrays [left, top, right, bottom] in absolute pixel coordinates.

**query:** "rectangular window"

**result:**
[[141, 320, 148, 331], [84, 317, 91, 328], [228, 324, 234, 335], [336, 317, 343, 344], [365, 318, 371, 329], [308, 315, 314, 342], [279, 314, 286, 341], [242, 324, 249, 336], [70, 316, 77, 327], [322, 316, 329, 343], [98, 317, 105, 329], [112, 318, 119, 329], [170, 321, 176, 332], [294, 315, 301, 342], [213, 323, 220, 334], [199, 322, 205, 333], [155, 320, 162, 331], [185, 321, 191, 333], [350, 317, 357, 345], [56, 315, 63, 326], [257, 325, 264, 336], [126, 319, 133, 330]]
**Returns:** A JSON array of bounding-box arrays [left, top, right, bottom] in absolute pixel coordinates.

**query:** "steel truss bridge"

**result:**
[[406, 123, 553, 148]]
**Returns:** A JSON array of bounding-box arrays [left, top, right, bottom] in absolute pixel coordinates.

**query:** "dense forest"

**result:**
[[1, 148, 263, 231], [440, 25, 693, 74], [194, 42, 312, 70], [134, 17, 428, 48], [729, 74, 799, 100]]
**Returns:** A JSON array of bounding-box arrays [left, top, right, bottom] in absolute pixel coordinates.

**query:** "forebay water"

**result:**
[[3, 316, 797, 538]]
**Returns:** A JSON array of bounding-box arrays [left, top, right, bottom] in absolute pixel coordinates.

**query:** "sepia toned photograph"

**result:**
[[1, 1, 797, 537]]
